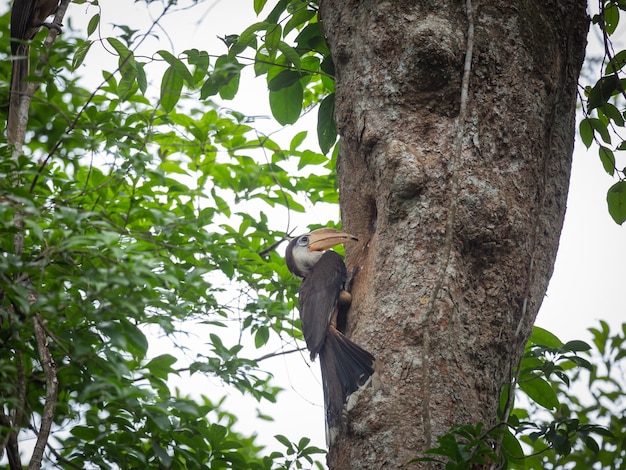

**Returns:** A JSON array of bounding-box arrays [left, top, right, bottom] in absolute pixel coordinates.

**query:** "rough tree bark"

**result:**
[[319, 1, 588, 468]]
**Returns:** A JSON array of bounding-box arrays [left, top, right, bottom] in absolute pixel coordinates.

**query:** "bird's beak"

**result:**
[[308, 228, 358, 251]]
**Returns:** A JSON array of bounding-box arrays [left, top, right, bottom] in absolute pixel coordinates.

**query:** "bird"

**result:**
[[285, 227, 375, 441], [8, 0, 61, 142]]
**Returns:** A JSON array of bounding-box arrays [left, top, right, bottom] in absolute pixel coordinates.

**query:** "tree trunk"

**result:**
[[319, 1, 588, 468]]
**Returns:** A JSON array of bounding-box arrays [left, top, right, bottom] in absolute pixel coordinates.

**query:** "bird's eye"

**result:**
[[297, 236, 309, 246]]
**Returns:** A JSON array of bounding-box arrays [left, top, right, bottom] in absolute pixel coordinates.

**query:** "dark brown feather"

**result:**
[[298, 250, 345, 359], [8, 0, 60, 141], [320, 326, 374, 431], [11, 0, 60, 49]]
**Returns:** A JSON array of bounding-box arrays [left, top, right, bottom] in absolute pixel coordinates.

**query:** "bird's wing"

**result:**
[[298, 251, 346, 358]]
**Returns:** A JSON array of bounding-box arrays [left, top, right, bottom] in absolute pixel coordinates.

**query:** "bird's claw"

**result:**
[[43, 21, 63, 34]]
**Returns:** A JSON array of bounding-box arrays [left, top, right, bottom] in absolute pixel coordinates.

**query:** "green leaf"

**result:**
[[231, 22, 266, 56], [297, 150, 328, 170], [135, 61, 147, 94], [254, 0, 268, 15], [518, 376, 559, 411], [145, 354, 178, 380], [600, 103, 625, 126], [501, 428, 525, 460], [219, 71, 241, 100], [606, 49, 626, 74], [268, 70, 308, 91], [274, 434, 293, 449], [107, 37, 130, 58], [152, 442, 173, 467], [603, 4, 620, 35], [590, 118, 611, 144], [265, 0, 289, 24], [579, 118, 594, 148], [265, 24, 282, 55], [185, 48, 210, 73], [106, 38, 137, 99], [157, 50, 194, 85], [317, 93, 337, 154], [590, 321, 610, 354], [530, 326, 563, 348], [294, 22, 329, 55], [87, 13, 100, 37], [584, 435, 600, 454], [72, 40, 93, 70], [118, 63, 137, 99], [70, 425, 102, 440], [290, 131, 308, 151], [562, 340, 591, 353], [607, 180, 626, 224], [284, 7, 317, 36], [160, 65, 184, 113], [587, 75, 625, 111], [122, 320, 149, 357], [254, 50, 272, 77], [200, 55, 243, 99], [269, 81, 303, 125], [277, 41, 302, 69], [254, 326, 270, 348], [565, 355, 593, 370], [599, 146, 615, 176]]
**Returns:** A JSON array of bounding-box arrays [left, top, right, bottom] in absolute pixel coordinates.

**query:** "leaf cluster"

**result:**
[[413, 322, 626, 469], [579, 1, 626, 223], [0, 1, 336, 467]]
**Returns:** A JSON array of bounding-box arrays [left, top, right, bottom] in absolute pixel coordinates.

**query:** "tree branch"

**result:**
[[254, 347, 304, 363], [28, 314, 59, 470]]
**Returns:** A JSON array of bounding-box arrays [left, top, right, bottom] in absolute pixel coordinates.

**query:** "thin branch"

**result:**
[[28, 314, 59, 470], [421, 0, 474, 451], [45, 440, 82, 470], [26, 423, 83, 470], [13, 346, 26, 437], [257, 230, 297, 258], [254, 347, 304, 363], [0, 412, 20, 470], [489, 354, 524, 469]]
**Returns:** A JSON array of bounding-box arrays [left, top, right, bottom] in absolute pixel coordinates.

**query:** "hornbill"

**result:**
[[285, 228, 374, 441], [8, 0, 60, 141]]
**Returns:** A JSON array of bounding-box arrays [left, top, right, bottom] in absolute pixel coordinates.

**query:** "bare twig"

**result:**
[[254, 347, 304, 363], [257, 230, 297, 258]]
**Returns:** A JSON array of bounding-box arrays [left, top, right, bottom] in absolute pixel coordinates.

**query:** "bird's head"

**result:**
[[285, 228, 358, 278]]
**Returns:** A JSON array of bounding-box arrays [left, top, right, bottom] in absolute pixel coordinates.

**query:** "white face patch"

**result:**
[[292, 244, 323, 276]]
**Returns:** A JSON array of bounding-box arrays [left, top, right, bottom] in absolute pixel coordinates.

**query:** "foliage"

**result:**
[[413, 322, 626, 469], [579, 0, 626, 224], [0, 0, 333, 467]]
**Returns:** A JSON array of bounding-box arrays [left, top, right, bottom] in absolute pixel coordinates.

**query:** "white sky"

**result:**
[[4, 0, 625, 465]]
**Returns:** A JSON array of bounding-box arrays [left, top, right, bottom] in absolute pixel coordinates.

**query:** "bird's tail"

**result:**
[[319, 326, 374, 440], [8, 44, 30, 144]]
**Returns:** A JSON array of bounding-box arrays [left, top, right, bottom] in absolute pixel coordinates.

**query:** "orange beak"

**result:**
[[307, 228, 358, 251]]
